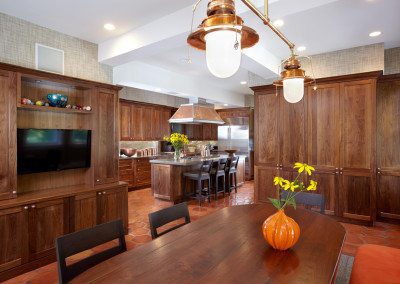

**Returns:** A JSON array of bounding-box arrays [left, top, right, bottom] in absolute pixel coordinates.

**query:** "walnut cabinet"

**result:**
[[253, 72, 380, 223]]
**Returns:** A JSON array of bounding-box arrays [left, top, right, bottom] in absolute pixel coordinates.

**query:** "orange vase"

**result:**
[[262, 209, 300, 250]]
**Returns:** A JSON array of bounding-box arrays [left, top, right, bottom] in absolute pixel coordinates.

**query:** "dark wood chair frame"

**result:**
[[55, 219, 127, 284], [211, 158, 226, 200], [280, 191, 325, 214], [183, 160, 213, 204], [148, 202, 191, 239], [225, 156, 239, 194]]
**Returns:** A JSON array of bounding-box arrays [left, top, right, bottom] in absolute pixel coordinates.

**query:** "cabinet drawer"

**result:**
[[119, 169, 133, 175], [119, 164, 133, 170], [136, 165, 151, 172], [135, 158, 150, 165]]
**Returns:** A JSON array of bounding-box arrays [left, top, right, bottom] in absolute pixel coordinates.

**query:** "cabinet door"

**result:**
[[151, 107, 162, 140], [236, 157, 245, 185], [193, 124, 203, 140], [97, 187, 128, 231], [340, 80, 375, 171], [71, 192, 97, 232], [339, 171, 373, 221], [185, 125, 194, 140], [377, 81, 400, 220], [0, 206, 27, 272], [28, 199, 69, 261], [0, 71, 17, 200], [202, 124, 212, 140], [280, 90, 307, 167], [161, 108, 171, 138], [94, 88, 119, 185], [142, 106, 153, 141], [311, 170, 337, 215], [130, 104, 143, 140], [377, 171, 400, 220], [119, 102, 132, 141], [307, 84, 340, 169], [254, 92, 280, 167], [254, 166, 279, 203]]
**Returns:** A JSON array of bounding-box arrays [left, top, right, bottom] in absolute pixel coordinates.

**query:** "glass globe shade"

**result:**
[[283, 78, 305, 103], [205, 30, 242, 78]]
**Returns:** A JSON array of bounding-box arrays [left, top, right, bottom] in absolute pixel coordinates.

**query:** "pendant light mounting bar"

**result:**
[[240, 0, 295, 51]]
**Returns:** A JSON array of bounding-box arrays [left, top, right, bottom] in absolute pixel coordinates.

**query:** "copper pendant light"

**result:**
[[187, 0, 259, 51]]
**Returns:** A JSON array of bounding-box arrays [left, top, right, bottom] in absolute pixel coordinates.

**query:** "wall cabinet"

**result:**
[[0, 70, 17, 201], [253, 73, 379, 222], [119, 100, 171, 141], [94, 88, 119, 185]]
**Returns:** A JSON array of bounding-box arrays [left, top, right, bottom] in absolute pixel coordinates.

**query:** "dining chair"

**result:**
[[280, 191, 325, 213], [148, 202, 191, 239], [55, 219, 127, 284]]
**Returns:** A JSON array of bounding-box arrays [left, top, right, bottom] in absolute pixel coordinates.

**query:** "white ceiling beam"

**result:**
[[113, 61, 246, 106]]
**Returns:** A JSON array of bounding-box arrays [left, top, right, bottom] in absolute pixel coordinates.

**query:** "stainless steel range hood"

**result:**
[[169, 102, 225, 125]]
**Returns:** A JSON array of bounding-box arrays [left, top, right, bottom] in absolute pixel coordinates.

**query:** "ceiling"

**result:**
[[1, 0, 399, 106]]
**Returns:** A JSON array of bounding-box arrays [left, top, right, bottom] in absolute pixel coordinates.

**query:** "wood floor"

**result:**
[[5, 181, 400, 284]]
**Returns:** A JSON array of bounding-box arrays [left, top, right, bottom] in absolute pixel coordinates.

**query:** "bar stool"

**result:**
[[210, 158, 226, 200], [183, 160, 213, 204], [225, 156, 239, 194]]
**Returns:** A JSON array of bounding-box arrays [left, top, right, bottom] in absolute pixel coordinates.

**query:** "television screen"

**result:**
[[17, 129, 91, 174]]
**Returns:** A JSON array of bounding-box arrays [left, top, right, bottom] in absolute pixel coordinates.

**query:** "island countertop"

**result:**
[[149, 155, 226, 166]]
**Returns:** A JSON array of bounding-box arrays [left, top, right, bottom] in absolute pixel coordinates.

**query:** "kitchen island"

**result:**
[[150, 155, 245, 203]]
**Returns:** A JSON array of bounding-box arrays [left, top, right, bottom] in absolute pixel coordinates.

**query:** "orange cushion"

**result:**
[[350, 244, 400, 284]]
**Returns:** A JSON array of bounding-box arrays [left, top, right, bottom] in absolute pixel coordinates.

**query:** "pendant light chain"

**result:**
[[186, 0, 204, 64]]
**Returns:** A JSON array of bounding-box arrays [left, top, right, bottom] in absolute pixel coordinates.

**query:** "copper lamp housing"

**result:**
[[187, 0, 259, 51], [273, 55, 315, 87]]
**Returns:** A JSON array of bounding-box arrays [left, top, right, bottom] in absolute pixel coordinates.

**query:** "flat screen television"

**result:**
[[17, 129, 91, 175]]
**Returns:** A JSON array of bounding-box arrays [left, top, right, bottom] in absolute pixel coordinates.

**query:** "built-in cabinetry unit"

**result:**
[[0, 62, 128, 281], [119, 157, 152, 189], [253, 71, 380, 224], [120, 99, 171, 141], [376, 74, 400, 222]]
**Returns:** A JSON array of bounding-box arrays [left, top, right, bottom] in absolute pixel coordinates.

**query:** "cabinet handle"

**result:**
[[96, 179, 100, 182], [24, 206, 28, 210], [103, 191, 106, 194], [276, 164, 279, 167], [340, 172, 343, 175], [12, 190, 17, 194], [276, 167, 279, 170], [31, 205, 36, 209], [98, 192, 102, 195], [377, 168, 381, 171]]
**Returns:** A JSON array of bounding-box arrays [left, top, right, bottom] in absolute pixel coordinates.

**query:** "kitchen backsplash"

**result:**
[[120, 141, 159, 152]]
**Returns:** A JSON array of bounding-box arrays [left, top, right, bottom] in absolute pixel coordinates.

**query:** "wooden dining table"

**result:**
[[72, 204, 346, 284]]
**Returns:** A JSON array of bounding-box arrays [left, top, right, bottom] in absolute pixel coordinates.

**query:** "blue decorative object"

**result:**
[[47, 94, 68, 108]]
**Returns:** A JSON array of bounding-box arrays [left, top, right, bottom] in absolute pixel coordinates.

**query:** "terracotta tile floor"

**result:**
[[6, 181, 400, 283]]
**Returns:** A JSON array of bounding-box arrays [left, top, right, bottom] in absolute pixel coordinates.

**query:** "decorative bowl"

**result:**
[[47, 93, 68, 108], [120, 148, 137, 157]]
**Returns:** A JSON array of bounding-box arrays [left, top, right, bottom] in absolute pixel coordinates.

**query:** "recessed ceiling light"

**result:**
[[240, 81, 247, 85], [104, 23, 116, 31], [223, 104, 229, 106], [273, 19, 284, 28], [297, 46, 306, 52], [369, 31, 381, 37]]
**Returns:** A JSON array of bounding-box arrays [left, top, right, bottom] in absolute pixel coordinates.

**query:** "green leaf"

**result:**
[[268, 198, 281, 210], [286, 197, 297, 209]]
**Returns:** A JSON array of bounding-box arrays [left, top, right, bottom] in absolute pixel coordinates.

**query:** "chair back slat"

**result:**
[[280, 191, 325, 213], [149, 202, 191, 239], [56, 219, 126, 284], [200, 160, 213, 173], [218, 158, 228, 170]]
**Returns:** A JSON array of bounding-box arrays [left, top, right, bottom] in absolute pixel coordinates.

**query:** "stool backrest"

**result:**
[[200, 160, 213, 173], [218, 158, 228, 170], [230, 156, 239, 170]]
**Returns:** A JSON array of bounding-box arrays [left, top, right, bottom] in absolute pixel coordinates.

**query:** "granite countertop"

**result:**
[[150, 154, 246, 166], [119, 155, 164, 160]]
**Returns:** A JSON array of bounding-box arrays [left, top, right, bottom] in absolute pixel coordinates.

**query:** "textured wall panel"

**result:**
[[384, 47, 400, 75], [0, 12, 112, 83]]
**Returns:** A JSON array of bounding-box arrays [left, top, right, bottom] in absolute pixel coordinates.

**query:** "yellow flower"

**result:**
[[294, 162, 315, 175], [273, 176, 285, 187], [307, 180, 317, 191], [283, 181, 299, 192]]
